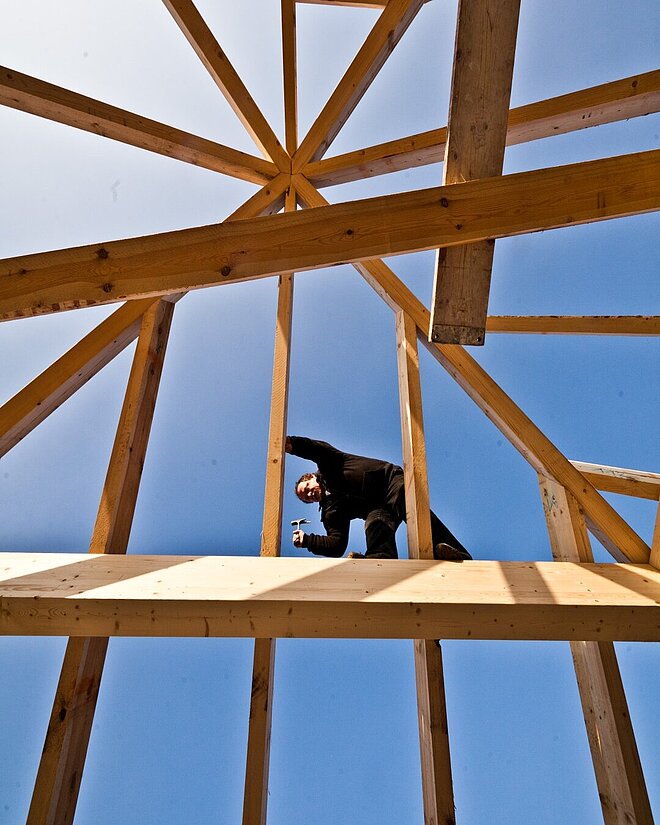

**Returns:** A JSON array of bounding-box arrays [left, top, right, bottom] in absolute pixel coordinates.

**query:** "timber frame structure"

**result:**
[[1, 1, 659, 823]]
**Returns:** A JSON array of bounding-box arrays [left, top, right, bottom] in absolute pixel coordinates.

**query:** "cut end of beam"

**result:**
[[430, 323, 485, 346]]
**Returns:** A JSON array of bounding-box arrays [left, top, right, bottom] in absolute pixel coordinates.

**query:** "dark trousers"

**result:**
[[363, 471, 468, 559]]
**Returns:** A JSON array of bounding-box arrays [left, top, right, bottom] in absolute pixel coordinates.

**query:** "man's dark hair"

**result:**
[[294, 472, 317, 500]]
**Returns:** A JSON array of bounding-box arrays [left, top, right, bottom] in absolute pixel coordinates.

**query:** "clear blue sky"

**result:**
[[1, 1, 659, 823]]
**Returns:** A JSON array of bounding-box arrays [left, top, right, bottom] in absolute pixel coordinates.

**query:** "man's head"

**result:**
[[295, 472, 322, 503]]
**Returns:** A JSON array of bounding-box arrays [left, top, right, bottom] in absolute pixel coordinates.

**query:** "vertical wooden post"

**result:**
[[242, 193, 295, 825], [396, 309, 455, 825], [27, 299, 175, 825], [539, 475, 653, 825], [430, 0, 520, 345]]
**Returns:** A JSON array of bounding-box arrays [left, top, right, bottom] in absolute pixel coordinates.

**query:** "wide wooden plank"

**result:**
[[27, 301, 174, 825], [539, 476, 653, 825], [292, 0, 425, 169], [294, 176, 651, 564], [161, 0, 289, 169], [0, 65, 277, 185], [1, 554, 659, 641], [2, 149, 658, 321], [306, 70, 660, 187], [571, 462, 660, 502], [396, 309, 455, 825], [430, 0, 520, 345], [487, 315, 660, 336]]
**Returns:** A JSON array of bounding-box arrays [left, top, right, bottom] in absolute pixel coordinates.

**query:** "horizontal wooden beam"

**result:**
[[1, 150, 658, 320], [1, 554, 658, 641], [306, 70, 660, 187], [486, 315, 660, 336], [0, 65, 277, 185], [571, 462, 660, 502]]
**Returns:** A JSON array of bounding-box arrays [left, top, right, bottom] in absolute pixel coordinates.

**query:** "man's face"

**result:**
[[296, 476, 321, 503]]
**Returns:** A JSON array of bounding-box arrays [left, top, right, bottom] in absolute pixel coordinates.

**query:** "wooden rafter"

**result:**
[[292, 0, 425, 170], [26, 300, 174, 825], [486, 315, 660, 336], [305, 70, 660, 188], [430, 0, 520, 344], [0, 66, 277, 185], [570, 462, 660, 501], [283, 174, 652, 563], [282, 0, 298, 155], [396, 309, 455, 825], [539, 476, 653, 824], [161, 0, 289, 169], [2, 553, 659, 641], [2, 149, 658, 320], [242, 186, 297, 825]]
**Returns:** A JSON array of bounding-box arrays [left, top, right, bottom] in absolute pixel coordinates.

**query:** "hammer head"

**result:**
[[290, 518, 311, 530]]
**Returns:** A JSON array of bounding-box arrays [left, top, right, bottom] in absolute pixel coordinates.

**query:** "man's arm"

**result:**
[[300, 506, 350, 558], [285, 436, 343, 465]]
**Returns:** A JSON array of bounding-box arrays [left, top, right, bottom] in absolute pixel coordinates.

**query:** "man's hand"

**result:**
[[284, 436, 292, 453], [292, 530, 305, 548]]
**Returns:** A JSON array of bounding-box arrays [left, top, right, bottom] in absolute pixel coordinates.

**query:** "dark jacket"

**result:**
[[289, 436, 403, 556]]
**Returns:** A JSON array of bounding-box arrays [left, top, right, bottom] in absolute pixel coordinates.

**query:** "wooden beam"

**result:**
[[292, 0, 425, 170], [430, 0, 520, 345], [651, 504, 660, 569], [282, 0, 298, 156], [242, 188, 297, 825], [570, 462, 660, 502], [161, 0, 289, 169], [306, 70, 660, 188], [486, 315, 660, 336], [396, 309, 455, 825], [27, 300, 174, 825], [539, 476, 653, 825], [0, 65, 277, 186], [295, 1, 433, 7], [293, 175, 651, 564], [2, 149, 658, 321], [1, 554, 659, 641]]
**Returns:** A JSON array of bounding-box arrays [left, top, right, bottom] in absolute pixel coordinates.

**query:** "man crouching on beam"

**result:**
[[286, 436, 471, 561]]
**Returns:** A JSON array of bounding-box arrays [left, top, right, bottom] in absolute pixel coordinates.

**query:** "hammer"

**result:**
[[291, 518, 310, 532]]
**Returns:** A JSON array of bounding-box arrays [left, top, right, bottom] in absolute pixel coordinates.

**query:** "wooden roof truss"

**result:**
[[0, 0, 658, 823]]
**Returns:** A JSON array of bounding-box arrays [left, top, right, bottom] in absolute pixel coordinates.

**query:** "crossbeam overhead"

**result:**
[[2, 149, 658, 321], [1, 554, 659, 641]]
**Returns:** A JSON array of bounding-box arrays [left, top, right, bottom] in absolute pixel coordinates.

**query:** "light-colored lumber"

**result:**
[[27, 301, 174, 825], [292, 0, 425, 170], [242, 189, 297, 825], [0, 297, 153, 457], [430, 0, 520, 345], [0, 65, 277, 185], [1, 554, 659, 641], [396, 309, 455, 825], [161, 0, 289, 169], [539, 476, 653, 825], [570, 462, 660, 502], [306, 70, 660, 187], [2, 149, 658, 321], [486, 315, 660, 336], [282, 0, 298, 156], [294, 175, 651, 564]]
